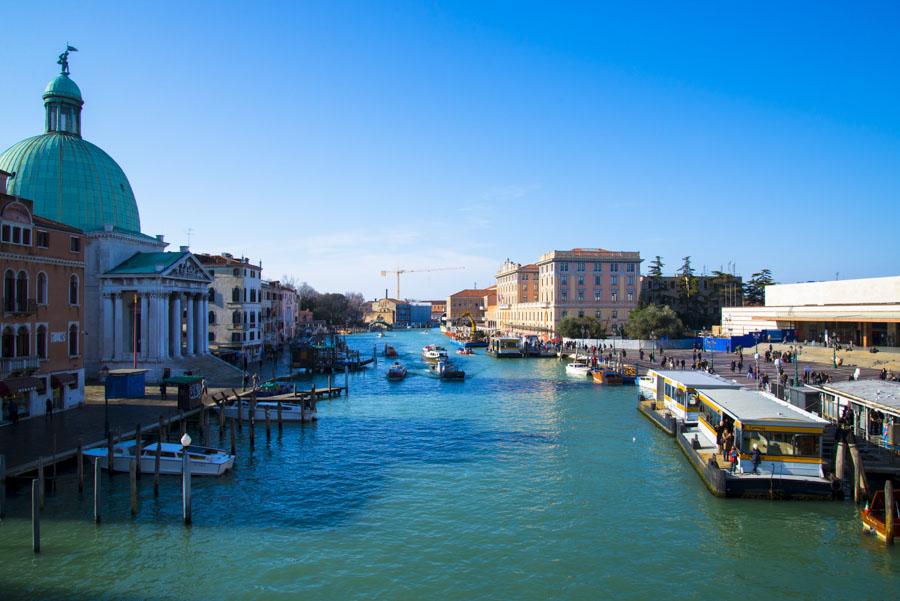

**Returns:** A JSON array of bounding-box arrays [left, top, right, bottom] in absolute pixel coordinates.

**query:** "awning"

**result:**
[[0, 376, 41, 397], [51, 373, 77, 388]]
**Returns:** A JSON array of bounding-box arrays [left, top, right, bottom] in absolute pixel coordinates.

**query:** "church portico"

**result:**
[[97, 252, 213, 380]]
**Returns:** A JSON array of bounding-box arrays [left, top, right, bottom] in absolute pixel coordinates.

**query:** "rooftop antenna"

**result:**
[[186, 227, 194, 247]]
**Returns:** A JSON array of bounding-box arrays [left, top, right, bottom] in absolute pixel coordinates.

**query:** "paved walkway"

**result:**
[[0, 389, 221, 477]]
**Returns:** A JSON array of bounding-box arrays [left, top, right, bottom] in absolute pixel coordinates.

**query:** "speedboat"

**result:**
[[862, 490, 900, 542], [83, 440, 234, 476], [565, 359, 592, 378], [456, 348, 474, 356], [387, 362, 408, 381], [217, 400, 305, 421], [422, 345, 449, 361], [377, 332, 385, 338], [430, 359, 465, 381]]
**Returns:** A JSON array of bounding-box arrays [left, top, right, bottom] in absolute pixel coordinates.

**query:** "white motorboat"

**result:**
[[565, 359, 592, 378], [83, 440, 234, 476], [422, 344, 449, 361], [377, 332, 385, 338], [217, 400, 306, 422]]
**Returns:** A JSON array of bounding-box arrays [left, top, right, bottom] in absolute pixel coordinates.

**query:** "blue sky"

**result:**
[[1, 1, 898, 300]]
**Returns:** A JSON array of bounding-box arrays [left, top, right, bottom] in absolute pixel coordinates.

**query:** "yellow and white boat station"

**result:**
[[640, 369, 741, 423], [694, 388, 829, 479]]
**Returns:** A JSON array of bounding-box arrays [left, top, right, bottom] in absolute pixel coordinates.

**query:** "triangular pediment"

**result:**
[[162, 253, 213, 283]]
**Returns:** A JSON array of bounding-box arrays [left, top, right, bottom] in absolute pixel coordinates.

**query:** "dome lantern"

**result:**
[[43, 47, 83, 137]]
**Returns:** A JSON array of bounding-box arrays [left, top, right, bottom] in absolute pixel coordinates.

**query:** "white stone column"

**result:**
[[193, 295, 202, 354], [171, 294, 182, 358], [113, 293, 124, 360], [202, 297, 210, 353], [102, 293, 114, 361], [185, 294, 195, 355], [139, 294, 150, 359], [157, 293, 169, 361]]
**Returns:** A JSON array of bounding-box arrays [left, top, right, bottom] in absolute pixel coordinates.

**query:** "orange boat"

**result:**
[[861, 490, 899, 542], [591, 368, 623, 385]]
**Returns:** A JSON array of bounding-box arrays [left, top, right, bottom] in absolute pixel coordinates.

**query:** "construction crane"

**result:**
[[379, 266, 465, 299]]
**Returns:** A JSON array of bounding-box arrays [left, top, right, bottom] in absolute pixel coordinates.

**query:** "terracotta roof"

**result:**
[[195, 253, 261, 269], [450, 288, 492, 297]]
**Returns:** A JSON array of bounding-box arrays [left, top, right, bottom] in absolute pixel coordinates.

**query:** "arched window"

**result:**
[[16, 326, 29, 356], [232, 287, 240, 302], [208, 332, 215, 342], [37, 272, 48, 305], [208, 310, 216, 324], [36, 325, 47, 359], [3, 270, 13, 312], [69, 274, 79, 305], [15, 271, 27, 310], [208, 287, 215, 302], [68, 323, 79, 356], [1, 326, 14, 358], [232, 310, 241, 325], [232, 268, 240, 277]]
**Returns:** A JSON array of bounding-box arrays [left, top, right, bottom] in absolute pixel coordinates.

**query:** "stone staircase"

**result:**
[[169, 354, 244, 388]]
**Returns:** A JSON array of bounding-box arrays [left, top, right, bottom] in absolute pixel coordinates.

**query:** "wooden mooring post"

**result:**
[[847, 434, 869, 504], [107, 433, 115, 480], [230, 416, 237, 456], [32, 479, 40, 554], [154, 430, 162, 497], [179, 411, 186, 438], [265, 407, 271, 443], [345, 364, 349, 395], [37, 457, 45, 510], [182, 444, 192, 526], [276, 400, 283, 432], [218, 395, 226, 436], [134, 423, 143, 480], [202, 407, 210, 448], [129, 459, 138, 516], [0, 454, 6, 519], [76, 443, 84, 494], [885, 480, 895, 546], [93, 458, 101, 524]]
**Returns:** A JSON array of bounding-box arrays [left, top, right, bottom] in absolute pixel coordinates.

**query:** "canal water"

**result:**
[[0, 331, 896, 600]]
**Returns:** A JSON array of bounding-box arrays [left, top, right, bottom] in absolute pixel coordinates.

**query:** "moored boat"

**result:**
[[83, 440, 234, 476], [422, 344, 449, 361], [387, 362, 408, 381], [565, 359, 592, 378], [429, 359, 465, 381], [862, 490, 899, 542], [591, 368, 623, 385]]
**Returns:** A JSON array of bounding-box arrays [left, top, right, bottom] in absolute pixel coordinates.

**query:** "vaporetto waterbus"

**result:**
[[639, 369, 742, 423], [685, 387, 833, 498]]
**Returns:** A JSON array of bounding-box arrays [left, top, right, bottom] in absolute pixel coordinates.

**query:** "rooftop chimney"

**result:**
[[179, 245, 189, 253], [156, 234, 165, 242]]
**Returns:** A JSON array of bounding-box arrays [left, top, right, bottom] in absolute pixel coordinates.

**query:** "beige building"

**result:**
[[496, 248, 642, 337], [446, 288, 495, 326], [720, 275, 900, 347]]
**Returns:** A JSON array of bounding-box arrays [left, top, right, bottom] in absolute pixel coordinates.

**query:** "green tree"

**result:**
[[677, 256, 698, 299], [623, 305, 684, 340], [743, 269, 774, 306], [557, 316, 608, 339], [648, 256, 664, 278]]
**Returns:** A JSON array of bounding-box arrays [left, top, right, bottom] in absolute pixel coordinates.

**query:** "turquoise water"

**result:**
[[0, 331, 896, 600]]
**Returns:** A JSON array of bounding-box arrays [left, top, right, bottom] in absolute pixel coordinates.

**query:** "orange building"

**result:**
[[1, 172, 85, 422]]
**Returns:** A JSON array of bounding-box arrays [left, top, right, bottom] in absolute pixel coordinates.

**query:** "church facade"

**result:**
[[0, 51, 220, 385]]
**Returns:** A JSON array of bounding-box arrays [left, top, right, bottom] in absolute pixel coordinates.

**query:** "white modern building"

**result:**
[[199, 253, 263, 364]]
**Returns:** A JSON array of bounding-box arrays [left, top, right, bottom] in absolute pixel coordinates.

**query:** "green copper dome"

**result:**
[[0, 59, 141, 233], [0, 134, 140, 232]]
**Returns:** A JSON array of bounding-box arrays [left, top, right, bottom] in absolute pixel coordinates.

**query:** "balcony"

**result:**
[[1, 355, 40, 378], [3, 298, 38, 316]]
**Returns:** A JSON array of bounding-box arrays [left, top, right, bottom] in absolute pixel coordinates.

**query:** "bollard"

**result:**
[[32, 479, 40, 553], [93, 458, 101, 524], [77, 444, 84, 494], [134, 423, 143, 480], [218, 396, 226, 434], [885, 480, 895, 546], [265, 408, 271, 443], [237, 397, 243, 431], [230, 417, 237, 456], [154, 432, 162, 497], [129, 459, 138, 516], [37, 457, 45, 510], [0, 454, 5, 519], [182, 446, 192, 525], [345, 364, 349, 395], [328, 373, 333, 396]]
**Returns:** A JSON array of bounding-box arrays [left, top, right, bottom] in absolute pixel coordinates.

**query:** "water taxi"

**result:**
[[640, 369, 741, 423], [487, 337, 523, 358], [218, 400, 305, 421], [84, 440, 234, 476], [433, 360, 465, 381], [591, 367, 623, 385], [387, 362, 408, 381], [565, 359, 592, 378], [456, 348, 474, 356], [862, 490, 899, 542]]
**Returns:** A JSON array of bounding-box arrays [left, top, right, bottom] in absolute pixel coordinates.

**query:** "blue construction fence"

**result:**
[[702, 329, 797, 353]]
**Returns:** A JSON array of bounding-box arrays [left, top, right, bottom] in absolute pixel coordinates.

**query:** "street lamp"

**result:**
[[181, 432, 192, 525]]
